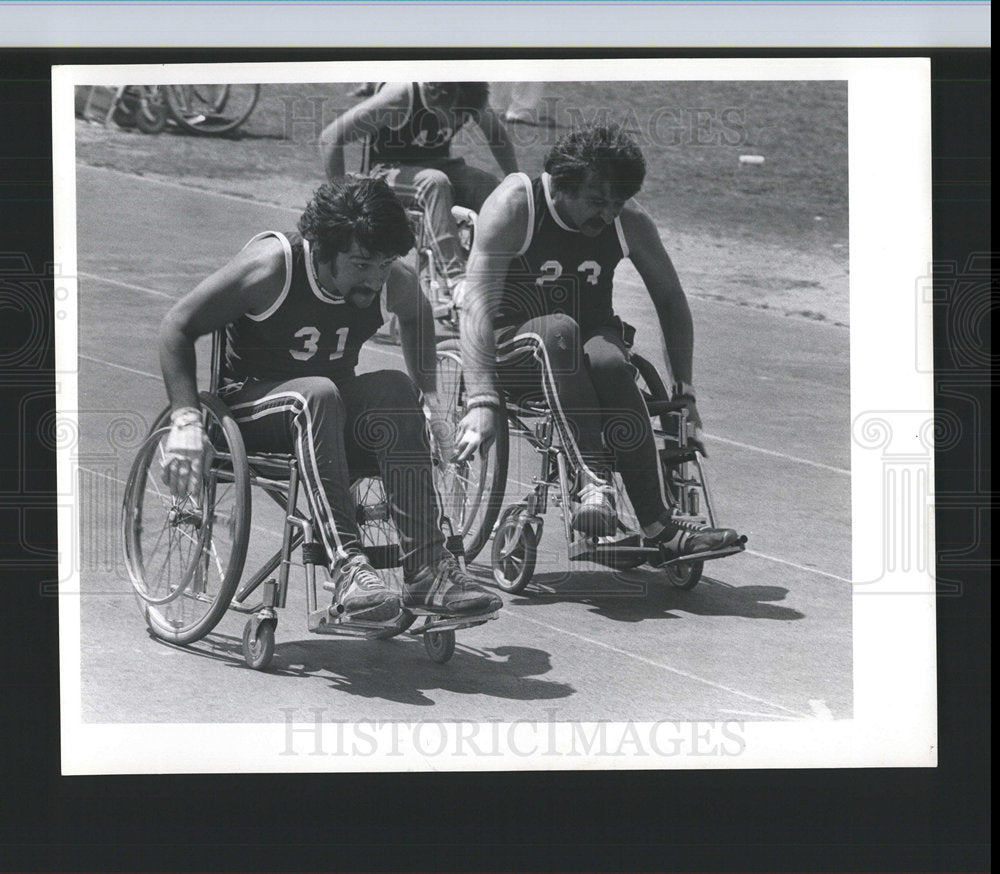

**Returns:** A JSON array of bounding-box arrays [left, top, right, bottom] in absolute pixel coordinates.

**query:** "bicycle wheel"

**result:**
[[191, 84, 230, 113], [165, 83, 260, 134], [122, 86, 168, 134], [122, 393, 250, 644], [434, 339, 509, 562]]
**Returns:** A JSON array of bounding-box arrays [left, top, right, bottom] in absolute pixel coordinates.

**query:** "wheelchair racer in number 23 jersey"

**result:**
[[455, 123, 742, 560]]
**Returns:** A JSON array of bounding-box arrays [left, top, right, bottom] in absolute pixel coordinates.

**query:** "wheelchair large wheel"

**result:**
[[631, 352, 669, 410], [631, 354, 705, 589], [434, 339, 509, 562], [122, 392, 250, 644], [413, 206, 475, 338], [351, 475, 416, 639]]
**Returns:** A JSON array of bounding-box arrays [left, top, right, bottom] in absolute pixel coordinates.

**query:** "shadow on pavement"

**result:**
[[148, 628, 574, 707], [505, 570, 805, 624]]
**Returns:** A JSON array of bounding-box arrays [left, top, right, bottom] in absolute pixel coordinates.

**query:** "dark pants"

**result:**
[[220, 369, 446, 574], [496, 314, 667, 527]]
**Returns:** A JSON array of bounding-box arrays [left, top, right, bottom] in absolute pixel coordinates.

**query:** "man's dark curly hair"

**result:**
[[544, 123, 647, 199], [298, 176, 414, 262]]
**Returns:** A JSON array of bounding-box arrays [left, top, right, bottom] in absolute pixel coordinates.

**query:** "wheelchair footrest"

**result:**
[[407, 610, 500, 635], [568, 535, 659, 570], [655, 542, 746, 567], [308, 607, 407, 635]]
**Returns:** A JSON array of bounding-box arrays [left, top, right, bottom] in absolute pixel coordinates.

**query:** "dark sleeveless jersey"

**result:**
[[495, 173, 629, 335], [224, 231, 383, 384], [366, 83, 472, 165]]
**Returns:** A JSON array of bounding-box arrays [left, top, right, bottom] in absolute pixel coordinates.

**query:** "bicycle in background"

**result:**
[[106, 84, 261, 135]]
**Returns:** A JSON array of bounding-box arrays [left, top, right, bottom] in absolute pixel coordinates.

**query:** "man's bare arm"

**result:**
[[621, 205, 695, 387], [157, 235, 285, 495], [454, 175, 530, 460], [319, 82, 411, 180], [459, 175, 530, 398], [386, 260, 437, 396], [159, 236, 286, 410]]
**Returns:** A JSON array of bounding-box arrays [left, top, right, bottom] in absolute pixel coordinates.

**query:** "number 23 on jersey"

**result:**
[[535, 260, 602, 286]]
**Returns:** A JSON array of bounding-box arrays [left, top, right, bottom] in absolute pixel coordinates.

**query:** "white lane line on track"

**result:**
[[79, 271, 176, 300], [79, 353, 159, 380], [505, 609, 812, 719], [706, 435, 850, 476], [83, 164, 849, 332], [83, 268, 843, 474], [742, 549, 852, 583], [82, 164, 305, 212]]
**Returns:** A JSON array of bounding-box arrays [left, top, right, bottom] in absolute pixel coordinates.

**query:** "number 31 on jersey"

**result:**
[[290, 325, 349, 361]]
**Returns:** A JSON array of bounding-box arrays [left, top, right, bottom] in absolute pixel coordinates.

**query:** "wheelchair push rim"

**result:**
[[434, 340, 509, 562], [122, 393, 251, 644]]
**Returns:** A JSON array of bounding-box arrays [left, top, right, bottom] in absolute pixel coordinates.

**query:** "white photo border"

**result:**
[[55, 56, 936, 774]]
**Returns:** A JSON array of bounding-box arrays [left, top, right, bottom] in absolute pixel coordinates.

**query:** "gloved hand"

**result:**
[[161, 407, 211, 498]]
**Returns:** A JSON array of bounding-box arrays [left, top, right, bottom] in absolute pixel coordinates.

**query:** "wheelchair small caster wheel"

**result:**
[[424, 629, 455, 663], [664, 560, 703, 590], [242, 617, 276, 670], [491, 505, 537, 594]]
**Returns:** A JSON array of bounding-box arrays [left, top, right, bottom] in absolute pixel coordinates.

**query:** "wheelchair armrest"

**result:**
[[645, 399, 691, 417]]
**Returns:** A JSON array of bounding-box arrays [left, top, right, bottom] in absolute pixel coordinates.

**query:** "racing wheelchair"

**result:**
[[374, 204, 475, 345], [121, 330, 497, 670], [434, 333, 746, 593]]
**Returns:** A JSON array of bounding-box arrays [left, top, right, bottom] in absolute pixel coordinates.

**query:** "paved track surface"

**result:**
[[73, 165, 852, 725]]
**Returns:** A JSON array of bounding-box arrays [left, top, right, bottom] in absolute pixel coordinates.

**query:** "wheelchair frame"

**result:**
[[374, 204, 475, 345], [121, 329, 497, 670], [434, 338, 745, 594]]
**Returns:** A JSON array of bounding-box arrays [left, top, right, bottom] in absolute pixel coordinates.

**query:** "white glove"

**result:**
[[162, 407, 210, 498]]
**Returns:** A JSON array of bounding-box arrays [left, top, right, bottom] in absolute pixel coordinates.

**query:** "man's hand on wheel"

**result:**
[[162, 407, 212, 498], [454, 406, 498, 463], [675, 394, 707, 456]]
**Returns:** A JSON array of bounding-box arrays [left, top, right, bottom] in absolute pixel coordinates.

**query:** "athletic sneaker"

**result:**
[[336, 551, 401, 622], [647, 516, 741, 560], [404, 556, 503, 615], [571, 480, 618, 538]]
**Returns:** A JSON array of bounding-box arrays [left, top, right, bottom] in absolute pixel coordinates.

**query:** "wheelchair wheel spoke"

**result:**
[[351, 475, 404, 602], [124, 394, 249, 642], [433, 342, 509, 561]]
